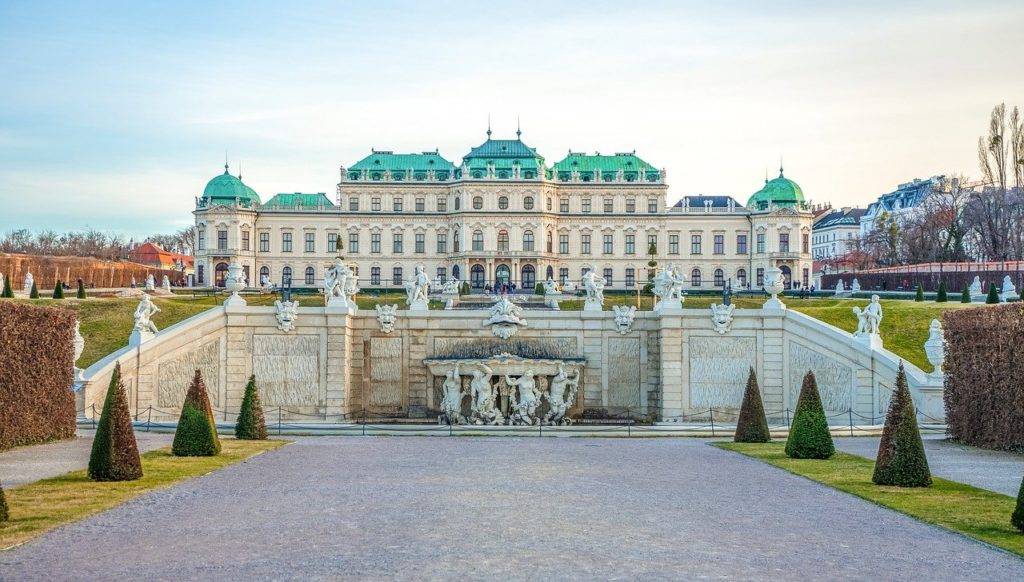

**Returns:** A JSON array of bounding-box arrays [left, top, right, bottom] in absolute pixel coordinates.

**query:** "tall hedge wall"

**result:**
[[943, 303, 1024, 451], [0, 302, 77, 450]]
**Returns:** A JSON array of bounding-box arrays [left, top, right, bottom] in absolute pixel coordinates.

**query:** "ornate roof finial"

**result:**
[[779, 155, 784, 177], [224, 150, 229, 175], [765, 168, 769, 184], [486, 114, 492, 139], [238, 161, 242, 181], [516, 115, 521, 139]]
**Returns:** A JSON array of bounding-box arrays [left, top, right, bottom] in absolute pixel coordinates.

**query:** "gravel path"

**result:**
[[2, 437, 1022, 581], [834, 436, 1024, 496], [0, 430, 173, 488]]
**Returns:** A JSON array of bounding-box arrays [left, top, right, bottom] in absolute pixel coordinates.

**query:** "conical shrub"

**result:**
[[936, 281, 947, 302], [785, 370, 834, 459], [986, 283, 1000, 304], [914, 284, 924, 302], [734, 367, 770, 443], [1, 274, 12, 298], [88, 362, 143, 481], [77, 280, 86, 299], [53, 281, 64, 299], [1012, 474, 1024, 533], [235, 375, 268, 440], [872, 362, 931, 487], [0, 480, 8, 523], [172, 369, 221, 456], [961, 283, 971, 303], [29, 282, 38, 299]]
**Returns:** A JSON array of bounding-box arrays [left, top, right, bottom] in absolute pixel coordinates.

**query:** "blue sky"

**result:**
[[1, 0, 1022, 239]]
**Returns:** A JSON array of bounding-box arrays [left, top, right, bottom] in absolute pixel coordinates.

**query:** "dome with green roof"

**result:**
[[201, 164, 261, 207], [746, 167, 805, 211]]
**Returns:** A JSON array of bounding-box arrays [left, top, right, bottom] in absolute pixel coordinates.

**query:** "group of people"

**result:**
[[483, 282, 518, 295]]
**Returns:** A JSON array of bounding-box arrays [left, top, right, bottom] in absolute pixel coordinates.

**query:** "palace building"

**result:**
[[193, 130, 814, 293]]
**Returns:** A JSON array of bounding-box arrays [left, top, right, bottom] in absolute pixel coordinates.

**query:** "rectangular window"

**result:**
[[603, 234, 613, 254], [281, 232, 293, 253], [371, 197, 381, 211], [737, 234, 747, 254], [560, 198, 569, 213], [437, 233, 447, 253], [437, 267, 446, 282], [416, 198, 425, 212], [713, 234, 724, 255], [756, 268, 764, 287], [582, 199, 591, 213], [241, 231, 250, 251], [349, 197, 359, 211], [259, 232, 269, 253], [779, 233, 790, 253], [648, 199, 658, 213], [305, 232, 315, 253], [802, 233, 809, 254], [217, 230, 227, 250], [648, 234, 658, 254], [327, 233, 338, 254], [690, 234, 701, 255], [581, 234, 591, 254], [625, 199, 635, 213], [371, 233, 381, 254], [392, 267, 403, 285], [393, 233, 403, 254], [662, 234, 676, 255], [756, 233, 765, 254], [415, 233, 425, 254], [437, 197, 447, 212], [603, 198, 613, 213], [802, 268, 809, 288], [393, 197, 403, 212], [370, 267, 380, 285], [603, 268, 613, 287], [348, 233, 359, 253], [625, 234, 635, 255], [197, 229, 206, 251], [559, 267, 569, 284], [559, 234, 569, 254], [625, 268, 635, 287]]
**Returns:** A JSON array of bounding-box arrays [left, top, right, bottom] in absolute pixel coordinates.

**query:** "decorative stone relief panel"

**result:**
[[369, 337, 403, 408], [252, 335, 320, 406], [607, 337, 640, 408], [432, 337, 578, 360], [157, 340, 220, 408], [689, 336, 755, 409], [788, 342, 853, 412]]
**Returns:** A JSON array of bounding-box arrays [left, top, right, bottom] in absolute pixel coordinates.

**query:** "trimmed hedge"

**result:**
[[873, 362, 931, 487], [0, 480, 8, 523], [235, 375, 268, 440], [734, 367, 770, 443], [88, 362, 142, 481], [936, 281, 947, 302], [534, 283, 544, 295], [1012, 474, 1024, 533], [944, 304, 1024, 450], [52, 280, 64, 299], [1, 274, 11, 298], [986, 283, 1000, 304], [76, 279, 86, 299], [29, 282, 38, 299], [961, 283, 971, 303], [172, 369, 221, 456], [0, 302, 77, 450], [784, 371, 834, 459]]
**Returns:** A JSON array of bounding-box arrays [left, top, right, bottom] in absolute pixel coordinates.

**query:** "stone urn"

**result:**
[[763, 266, 786, 310], [224, 260, 247, 306], [923, 318, 945, 378]]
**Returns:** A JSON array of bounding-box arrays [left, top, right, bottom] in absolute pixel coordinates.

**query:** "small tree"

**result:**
[[961, 283, 971, 303], [172, 369, 221, 456], [534, 282, 544, 295], [872, 362, 931, 487], [734, 367, 770, 443], [460, 281, 470, 295], [53, 280, 64, 299], [986, 283, 1000, 304], [29, 281, 39, 299], [77, 279, 86, 299], [784, 371, 834, 459], [1012, 474, 1024, 533], [0, 480, 8, 523], [935, 281, 947, 302], [914, 284, 924, 302], [88, 362, 143, 481], [1, 274, 12, 298], [235, 375, 268, 440]]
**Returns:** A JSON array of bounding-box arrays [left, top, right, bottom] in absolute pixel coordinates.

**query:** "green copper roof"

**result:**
[[552, 152, 660, 182], [264, 192, 334, 207], [459, 133, 547, 178], [202, 165, 260, 206], [746, 169, 805, 210], [348, 150, 455, 181]]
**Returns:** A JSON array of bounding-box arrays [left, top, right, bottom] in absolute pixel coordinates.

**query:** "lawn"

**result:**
[[0, 439, 285, 550], [715, 442, 1024, 557]]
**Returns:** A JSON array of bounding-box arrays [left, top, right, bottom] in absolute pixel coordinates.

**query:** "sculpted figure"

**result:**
[[612, 305, 636, 334], [581, 270, 605, 305], [441, 278, 460, 294], [439, 364, 465, 425], [505, 370, 540, 425], [710, 303, 735, 334], [852, 306, 868, 336], [324, 258, 349, 300], [405, 266, 430, 305], [653, 263, 685, 304], [375, 304, 398, 333], [274, 299, 300, 332], [133, 294, 160, 334], [145, 274, 156, 291], [968, 276, 982, 296], [864, 294, 883, 334], [24, 272, 34, 293], [73, 320, 85, 365], [544, 364, 580, 425], [469, 364, 501, 425], [542, 277, 560, 295]]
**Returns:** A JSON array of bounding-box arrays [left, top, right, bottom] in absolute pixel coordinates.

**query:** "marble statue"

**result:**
[[851, 278, 861, 293], [260, 274, 273, 292], [853, 306, 868, 336], [405, 266, 430, 310], [483, 296, 526, 339], [763, 266, 786, 309], [23, 272, 33, 294], [376, 304, 398, 333], [561, 281, 576, 293], [161, 275, 171, 292], [130, 294, 160, 346], [505, 370, 540, 425], [834, 280, 845, 295], [324, 258, 352, 304], [145, 274, 156, 292], [710, 303, 735, 334], [274, 299, 299, 332], [1000, 275, 1019, 301], [544, 364, 580, 425], [73, 320, 85, 380], [542, 277, 560, 295], [612, 305, 636, 334], [441, 278, 461, 295], [653, 263, 686, 308], [855, 294, 883, 337], [438, 364, 465, 425], [0, 272, 4, 293], [968, 275, 982, 297], [469, 364, 502, 425], [923, 318, 945, 378], [581, 270, 605, 310]]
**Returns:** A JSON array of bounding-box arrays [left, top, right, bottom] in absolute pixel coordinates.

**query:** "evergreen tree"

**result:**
[[88, 362, 143, 481], [872, 362, 932, 487], [235, 375, 268, 440], [936, 281, 947, 302], [1, 274, 12, 298], [534, 282, 545, 295], [77, 279, 86, 299], [734, 367, 771, 443], [1012, 474, 1024, 533], [0, 480, 8, 523], [784, 371, 835, 459], [914, 284, 924, 302], [986, 283, 1000, 304], [29, 281, 39, 299], [172, 369, 221, 456], [460, 281, 470, 295], [53, 280, 64, 299], [961, 283, 971, 303]]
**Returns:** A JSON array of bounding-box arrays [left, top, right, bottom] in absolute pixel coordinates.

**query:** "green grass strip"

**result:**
[[714, 442, 1024, 557], [1, 439, 285, 550]]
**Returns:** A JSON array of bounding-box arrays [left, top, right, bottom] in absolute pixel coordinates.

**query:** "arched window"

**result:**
[[495, 264, 511, 286], [546, 266, 554, 280], [691, 268, 702, 287], [259, 266, 270, 286], [453, 230, 460, 252], [282, 266, 293, 286], [497, 230, 509, 251], [523, 230, 534, 251], [454, 197, 461, 210], [472, 230, 484, 251], [714, 268, 724, 287], [473, 196, 483, 210], [215, 262, 229, 287], [546, 197, 552, 211], [521, 265, 536, 288], [471, 264, 485, 288], [305, 266, 315, 285], [452, 265, 460, 280], [546, 232, 553, 253], [498, 196, 509, 210], [524, 196, 534, 210], [736, 268, 747, 288]]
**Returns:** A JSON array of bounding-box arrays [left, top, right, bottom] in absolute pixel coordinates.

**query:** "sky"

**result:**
[[1, 0, 1022, 239]]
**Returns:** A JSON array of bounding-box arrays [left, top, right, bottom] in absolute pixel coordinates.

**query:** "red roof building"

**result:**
[[128, 242, 194, 272]]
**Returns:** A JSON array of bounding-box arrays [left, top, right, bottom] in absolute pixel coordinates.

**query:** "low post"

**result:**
[[277, 406, 282, 436], [848, 408, 854, 436], [146, 406, 152, 432], [709, 407, 715, 437]]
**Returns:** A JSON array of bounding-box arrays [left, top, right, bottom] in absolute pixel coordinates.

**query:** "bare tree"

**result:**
[[968, 103, 1024, 260]]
